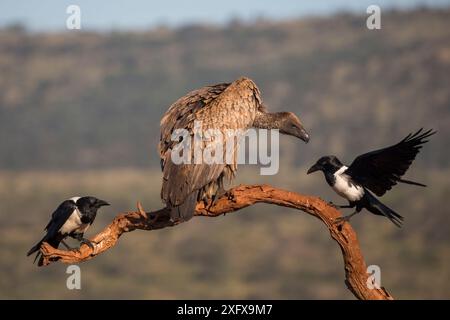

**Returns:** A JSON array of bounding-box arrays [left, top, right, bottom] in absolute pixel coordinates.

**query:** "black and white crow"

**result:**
[[307, 129, 435, 227], [27, 196, 109, 266]]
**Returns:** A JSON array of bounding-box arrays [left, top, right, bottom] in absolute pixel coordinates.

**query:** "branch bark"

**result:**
[[40, 184, 393, 300]]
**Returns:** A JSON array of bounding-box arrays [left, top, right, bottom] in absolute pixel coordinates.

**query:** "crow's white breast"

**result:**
[[59, 208, 90, 235], [332, 166, 364, 201]]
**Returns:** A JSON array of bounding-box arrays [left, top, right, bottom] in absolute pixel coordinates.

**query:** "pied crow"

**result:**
[[307, 129, 435, 227], [27, 196, 109, 266]]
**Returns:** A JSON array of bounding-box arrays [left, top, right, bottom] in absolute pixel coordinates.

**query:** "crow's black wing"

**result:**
[[345, 129, 435, 196], [44, 200, 77, 237], [27, 200, 77, 261]]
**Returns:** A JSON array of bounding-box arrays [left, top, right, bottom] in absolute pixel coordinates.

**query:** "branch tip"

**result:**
[[136, 201, 147, 218]]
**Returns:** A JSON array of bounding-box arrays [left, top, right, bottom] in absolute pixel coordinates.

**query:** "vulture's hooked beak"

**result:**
[[299, 128, 310, 143], [278, 111, 310, 143], [288, 122, 310, 143]]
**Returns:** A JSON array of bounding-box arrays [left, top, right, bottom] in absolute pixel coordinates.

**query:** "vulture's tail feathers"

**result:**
[[170, 192, 198, 222]]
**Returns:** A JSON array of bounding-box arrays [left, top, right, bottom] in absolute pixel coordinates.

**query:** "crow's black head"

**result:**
[[75, 196, 110, 214], [307, 155, 343, 175]]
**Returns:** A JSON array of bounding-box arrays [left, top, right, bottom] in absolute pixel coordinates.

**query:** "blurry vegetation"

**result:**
[[0, 8, 449, 299]]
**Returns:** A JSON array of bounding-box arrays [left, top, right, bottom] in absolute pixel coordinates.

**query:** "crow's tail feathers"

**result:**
[[379, 203, 404, 228], [398, 178, 426, 187], [27, 237, 45, 266], [27, 236, 61, 267], [366, 192, 404, 227], [34, 252, 44, 266], [27, 238, 44, 257]]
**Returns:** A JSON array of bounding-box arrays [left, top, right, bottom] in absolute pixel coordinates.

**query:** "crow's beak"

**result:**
[[97, 200, 110, 207], [307, 164, 320, 174]]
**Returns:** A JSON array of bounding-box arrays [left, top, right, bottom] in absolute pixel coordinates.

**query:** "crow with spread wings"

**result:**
[[307, 129, 436, 227]]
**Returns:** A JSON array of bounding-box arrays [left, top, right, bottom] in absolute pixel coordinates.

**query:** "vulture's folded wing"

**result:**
[[158, 82, 230, 167], [159, 77, 262, 207]]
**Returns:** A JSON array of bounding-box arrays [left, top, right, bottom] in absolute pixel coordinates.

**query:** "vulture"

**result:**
[[159, 77, 310, 222]]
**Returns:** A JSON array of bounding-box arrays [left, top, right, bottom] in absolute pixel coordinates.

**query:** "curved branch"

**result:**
[[40, 184, 393, 300]]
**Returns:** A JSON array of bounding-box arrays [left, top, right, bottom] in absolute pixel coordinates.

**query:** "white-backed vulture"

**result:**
[[159, 77, 310, 222]]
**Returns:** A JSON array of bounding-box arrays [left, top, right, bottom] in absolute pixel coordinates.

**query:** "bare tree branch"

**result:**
[[40, 184, 393, 300]]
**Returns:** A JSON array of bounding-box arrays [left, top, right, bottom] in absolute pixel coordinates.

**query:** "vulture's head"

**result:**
[[277, 112, 310, 143]]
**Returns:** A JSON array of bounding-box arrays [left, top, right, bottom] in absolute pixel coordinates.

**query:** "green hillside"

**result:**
[[0, 9, 448, 169]]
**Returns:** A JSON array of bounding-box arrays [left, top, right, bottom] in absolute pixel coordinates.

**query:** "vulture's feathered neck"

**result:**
[[253, 110, 288, 129]]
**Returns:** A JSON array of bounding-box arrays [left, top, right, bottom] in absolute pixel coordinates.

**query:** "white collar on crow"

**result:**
[[69, 196, 81, 204]]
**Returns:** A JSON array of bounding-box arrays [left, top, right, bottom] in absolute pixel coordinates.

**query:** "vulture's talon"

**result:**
[[226, 190, 235, 201], [209, 195, 219, 208]]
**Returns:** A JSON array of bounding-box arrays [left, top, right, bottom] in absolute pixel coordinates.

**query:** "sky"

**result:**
[[0, 0, 449, 31]]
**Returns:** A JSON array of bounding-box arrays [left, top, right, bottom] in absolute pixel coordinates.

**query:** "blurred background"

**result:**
[[0, 0, 449, 299]]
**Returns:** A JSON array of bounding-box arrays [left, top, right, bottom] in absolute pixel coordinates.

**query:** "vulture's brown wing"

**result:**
[[161, 158, 225, 207], [345, 129, 435, 196], [159, 77, 262, 208], [158, 82, 230, 165]]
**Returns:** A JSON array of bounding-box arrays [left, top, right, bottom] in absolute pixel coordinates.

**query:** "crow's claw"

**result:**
[[328, 201, 339, 209], [80, 238, 95, 250], [334, 211, 359, 226], [334, 216, 350, 225]]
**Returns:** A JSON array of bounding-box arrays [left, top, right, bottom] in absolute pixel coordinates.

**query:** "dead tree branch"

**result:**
[[40, 184, 393, 300]]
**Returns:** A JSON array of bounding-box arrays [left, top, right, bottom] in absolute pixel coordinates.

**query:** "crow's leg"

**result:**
[[328, 201, 355, 209], [334, 209, 360, 225], [72, 233, 95, 250], [79, 238, 95, 250]]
